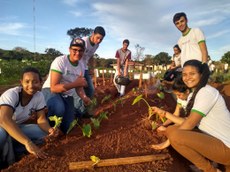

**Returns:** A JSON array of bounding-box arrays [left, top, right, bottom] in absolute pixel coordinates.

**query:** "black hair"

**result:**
[[173, 44, 181, 52], [183, 60, 210, 115], [173, 12, 187, 23], [123, 39, 130, 45], [21, 67, 42, 82], [172, 76, 188, 93], [94, 26, 106, 37]]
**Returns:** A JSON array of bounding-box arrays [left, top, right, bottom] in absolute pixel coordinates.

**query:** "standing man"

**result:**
[[113, 39, 132, 97], [81, 26, 106, 98], [173, 12, 208, 66]]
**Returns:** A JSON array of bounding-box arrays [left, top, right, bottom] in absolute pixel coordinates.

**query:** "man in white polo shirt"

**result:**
[[173, 12, 208, 66]]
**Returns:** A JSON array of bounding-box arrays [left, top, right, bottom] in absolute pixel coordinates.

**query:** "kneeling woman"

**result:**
[[152, 60, 230, 172], [0, 67, 58, 168]]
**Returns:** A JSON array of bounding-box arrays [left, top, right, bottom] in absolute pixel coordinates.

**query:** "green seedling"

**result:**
[[90, 155, 100, 166], [82, 124, 92, 138], [101, 94, 111, 104], [132, 95, 153, 119], [91, 111, 108, 129], [157, 92, 165, 99], [151, 121, 158, 130], [66, 119, 78, 134], [132, 95, 165, 122], [49, 115, 63, 128]]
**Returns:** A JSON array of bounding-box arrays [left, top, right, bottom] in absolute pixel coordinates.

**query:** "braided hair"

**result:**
[[183, 60, 210, 115]]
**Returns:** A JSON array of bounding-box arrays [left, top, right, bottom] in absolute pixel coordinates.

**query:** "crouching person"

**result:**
[[0, 67, 59, 169], [42, 38, 91, 134]]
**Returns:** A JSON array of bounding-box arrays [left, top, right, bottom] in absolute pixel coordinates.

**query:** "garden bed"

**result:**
[[1, 78, 230, 172]]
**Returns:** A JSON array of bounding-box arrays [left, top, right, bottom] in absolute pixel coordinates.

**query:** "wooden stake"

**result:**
[[69, 154, 169, 170]]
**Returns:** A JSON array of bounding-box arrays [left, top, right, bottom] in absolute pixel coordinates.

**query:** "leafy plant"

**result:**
[[157, 91, 165, 99], [49, 115, 63, 128], [90, 155, 100, 166], [66, 119, 78, 134], [101, 94, 111, 104], [132, 95, 165, 122], [91, 111, 108, 129]]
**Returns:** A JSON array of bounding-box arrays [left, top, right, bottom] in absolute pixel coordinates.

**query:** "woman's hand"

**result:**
[[151, 106, 166, 118], [25, 140, 48, 159]]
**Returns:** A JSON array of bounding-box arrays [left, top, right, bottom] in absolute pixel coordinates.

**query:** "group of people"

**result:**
[[0, 24, 132, 168], [0, 11, 230, 172], [151, 12, 230, 172]]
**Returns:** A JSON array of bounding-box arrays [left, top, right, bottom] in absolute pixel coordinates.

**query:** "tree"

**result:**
[[143, 54, 154, 65], [220, 51, 230, 64], [134, 44, 145, 61], [45, 48, 63, 58], [67, 27, 93, 39], [153, 52, 171, 65]]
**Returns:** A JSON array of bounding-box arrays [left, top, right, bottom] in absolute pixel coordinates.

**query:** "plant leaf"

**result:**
[[66, 119, 78, 134], [82, 124, 92, 138], [90, 155, 100, 163], [157, 92, 165, 99], [101, 95, 111, 104], [151, 121, 158, 130], [99, 111, 108, 120], [132, 95, 143, 105], [91, 118, 100, 129], [148, 107, 154, 119], [48, 115, 63, 128]]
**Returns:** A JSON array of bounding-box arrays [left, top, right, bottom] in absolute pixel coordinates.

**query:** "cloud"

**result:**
[[207, 30, 230, 40], [0, 22, 27, 35], [62, 0, 80, 6], [69, 11, 82, 17]]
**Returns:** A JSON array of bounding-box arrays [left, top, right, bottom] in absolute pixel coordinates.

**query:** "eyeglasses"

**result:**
[[71, 48, 84, 53]]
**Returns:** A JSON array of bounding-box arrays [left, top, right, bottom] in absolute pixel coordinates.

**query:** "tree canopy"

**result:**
[[67, 27, 93, 39], [221, 51, 230, 64]]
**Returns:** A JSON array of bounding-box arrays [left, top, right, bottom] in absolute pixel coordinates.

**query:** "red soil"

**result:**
[[1, 79, 229, 172]]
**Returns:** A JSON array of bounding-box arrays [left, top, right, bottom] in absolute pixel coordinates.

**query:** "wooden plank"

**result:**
[[69, 154, 169, 170]]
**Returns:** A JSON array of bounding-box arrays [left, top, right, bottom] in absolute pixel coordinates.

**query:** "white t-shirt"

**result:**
[[188, 85, 230, 147], [172, 54, 181, 67], [80, 36, 99, 70], [178, 28, 205, 67], [177, 98, 187, 110], [42, 55, 85, 96], [0, 86, 46, 124]]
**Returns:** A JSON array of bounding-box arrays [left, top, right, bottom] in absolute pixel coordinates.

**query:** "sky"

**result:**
[[0, 0, 230, 61]]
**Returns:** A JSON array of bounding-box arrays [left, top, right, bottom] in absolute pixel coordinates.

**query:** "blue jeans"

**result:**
[[84, 70, 94, 98], [0, 124, 47, 164], [42, 88, 82, 133]]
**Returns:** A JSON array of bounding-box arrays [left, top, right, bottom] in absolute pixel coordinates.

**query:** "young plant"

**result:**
[[132, 95, 153, 119], [49, 115, 63, 128], [157, 91, 165, 99], [66, 119, 78, 134], [91, 111, 108, 129], [101, 94, 111, 104], [90, 155, 100, 166], [132, 95, 165, 122]]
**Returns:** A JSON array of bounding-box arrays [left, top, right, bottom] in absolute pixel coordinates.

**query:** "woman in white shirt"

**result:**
[[152, 60, 230, 172]]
